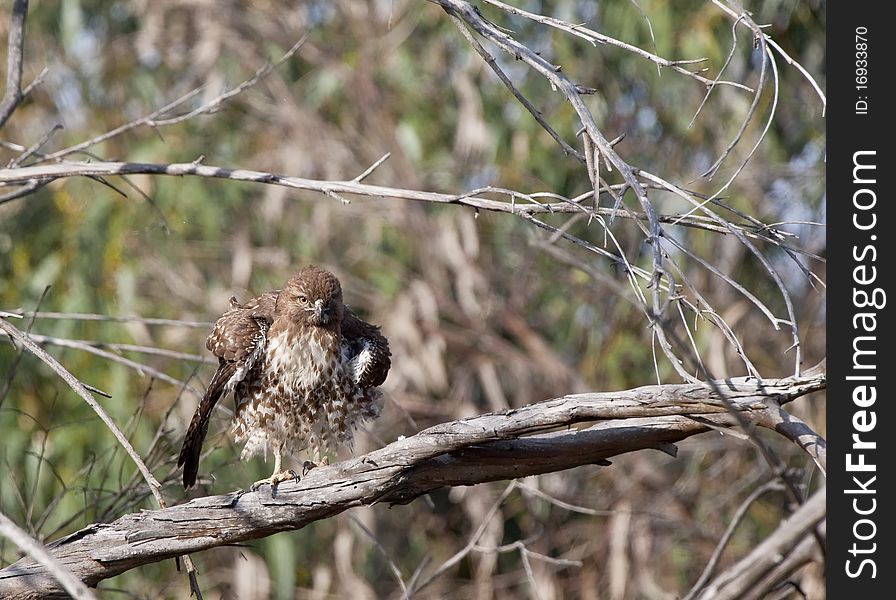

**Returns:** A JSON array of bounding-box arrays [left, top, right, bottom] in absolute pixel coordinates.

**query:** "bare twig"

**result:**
[[0, 318, 164, 502], [682, 480, 786, 600], [9, 310, 213, 329], [432, 0, 685, 382], [36, 35, 309, 163], [479, 0, 752, 92], [0, 0, 29, 128], [688, 15, 744, 131], [518, 482, 615, 517], [0, 330, 205, 399], [0, 179, 46, 204], [693, 486, 825, 600], [639, 170, 804, 377], [704, 43, 780, 200], [699, 4, 769, 181], [765, 36, 826, 114], [0, 286, 50, 409], [712, 1, 825, 113], [408, 482, 517, 596], [348, 514, 408, 597], [473, 539, 583, 569], [352, 152, 392, 182], [6, 332, 215, 364], [447, 12, 585, 162], [9, 123, 63, 167]]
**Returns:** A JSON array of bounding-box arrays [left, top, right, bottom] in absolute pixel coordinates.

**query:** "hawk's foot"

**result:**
[[250, 469, 300, 492], [302, 460, 317, 476]]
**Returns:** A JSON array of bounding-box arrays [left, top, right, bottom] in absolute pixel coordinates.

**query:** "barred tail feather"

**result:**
[[177, 410, 211, 489], [178, 362, 234, 488], [178, 389, 222, 488]]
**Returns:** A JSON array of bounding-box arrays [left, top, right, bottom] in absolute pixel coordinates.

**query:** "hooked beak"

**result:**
[[313, 299, 331, 324]]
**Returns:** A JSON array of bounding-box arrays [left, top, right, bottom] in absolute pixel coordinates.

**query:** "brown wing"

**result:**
[[177, 293, 276, 488], [341, 307, 391, 388]]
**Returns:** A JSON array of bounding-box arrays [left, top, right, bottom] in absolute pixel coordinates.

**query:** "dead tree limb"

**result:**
[[0, 371, 825, 598]]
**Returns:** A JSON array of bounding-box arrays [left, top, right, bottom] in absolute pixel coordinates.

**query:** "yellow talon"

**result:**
[[250, 449, 299, 493], [250, 469, 299, 492]]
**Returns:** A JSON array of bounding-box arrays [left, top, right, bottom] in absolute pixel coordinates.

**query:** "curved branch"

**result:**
[[0, 370, 825, 598], [758, 403, 827, 474]]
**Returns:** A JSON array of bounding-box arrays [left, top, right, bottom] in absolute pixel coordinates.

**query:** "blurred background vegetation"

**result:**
[[1, 1, 825, 598]]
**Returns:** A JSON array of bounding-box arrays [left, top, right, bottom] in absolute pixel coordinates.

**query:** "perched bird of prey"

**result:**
[[177, 266, 391, 490]]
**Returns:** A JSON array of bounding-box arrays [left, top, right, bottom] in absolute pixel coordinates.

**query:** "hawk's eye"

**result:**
[[298, 295, 307, 304]]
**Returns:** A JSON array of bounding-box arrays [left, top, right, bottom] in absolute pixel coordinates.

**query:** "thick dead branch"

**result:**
[[0, 371, 824, 598]]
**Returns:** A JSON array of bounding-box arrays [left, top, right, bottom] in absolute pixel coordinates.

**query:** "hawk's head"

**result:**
[[278, 266, 345, 329]]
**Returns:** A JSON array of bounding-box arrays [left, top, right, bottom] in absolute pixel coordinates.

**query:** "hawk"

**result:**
[[177, 266, 391, 490]]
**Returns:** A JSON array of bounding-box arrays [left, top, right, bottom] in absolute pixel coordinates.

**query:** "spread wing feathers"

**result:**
[[177, 293, 275, 488], [341, 307, 391, 388]]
